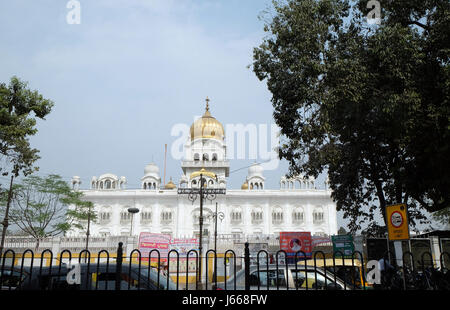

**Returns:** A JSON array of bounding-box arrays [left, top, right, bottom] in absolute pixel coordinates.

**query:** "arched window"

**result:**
[[194, 153, 200, 161], [251, 208, 263, 223], [161, 210, 173, 223], [272, 207, 284, 224], [292, 208, 304, 224], [141, 211, 152, 223], [203, 153, 209, 161], [120, 211, 132, 223], [212, 153, 218, 161], [313, 207, 324, 224], [231, 208, 242, 223], [105, 180, 111, 189], [99, 211, 111, 223]]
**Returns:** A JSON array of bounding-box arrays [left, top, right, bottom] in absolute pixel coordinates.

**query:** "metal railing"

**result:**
[[1, 243, 449, 291]]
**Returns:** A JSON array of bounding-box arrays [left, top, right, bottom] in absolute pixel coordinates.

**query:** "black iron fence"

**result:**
[[1, 243, 449, 291]]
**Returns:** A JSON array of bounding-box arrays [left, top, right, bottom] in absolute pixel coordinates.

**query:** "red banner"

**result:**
[[279, 232, 312, 258]]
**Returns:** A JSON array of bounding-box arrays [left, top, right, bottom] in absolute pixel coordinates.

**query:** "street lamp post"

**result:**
[[177, 173, 226, 288], [208, 202, 224, 286], [127, 207, 140, 237], [208, 202, 225, 255]]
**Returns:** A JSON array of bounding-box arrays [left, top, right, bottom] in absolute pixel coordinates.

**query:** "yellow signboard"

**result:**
[[386, 204, 410, 241]]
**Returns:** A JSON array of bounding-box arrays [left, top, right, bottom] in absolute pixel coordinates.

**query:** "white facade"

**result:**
[[68, 102, 338, 239]]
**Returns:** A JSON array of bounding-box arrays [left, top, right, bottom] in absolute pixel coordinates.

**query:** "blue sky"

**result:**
[[0, 0, 288, 189], [1, 1, 441, 232]]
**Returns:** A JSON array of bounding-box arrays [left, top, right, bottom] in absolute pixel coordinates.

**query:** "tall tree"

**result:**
[[0, 76, 53, 253], [0, 76, 53, 177], [252, 0, 449, 232], [5, 174, 96, 250]]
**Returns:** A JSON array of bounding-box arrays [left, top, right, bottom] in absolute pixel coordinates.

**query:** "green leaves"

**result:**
[[253, 0, 449, 232], [0, 76, 54, 177], [6, 174, 95, 240]]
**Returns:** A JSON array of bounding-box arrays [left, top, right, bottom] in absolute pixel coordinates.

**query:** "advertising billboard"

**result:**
[[138, 233, 199, 269], [169, 238, 200, 272], [279, 232, 312, 258], [138, 233, 171, 262]]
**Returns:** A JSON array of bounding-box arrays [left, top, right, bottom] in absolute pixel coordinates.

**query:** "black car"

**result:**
[[15, 263, 177, 290], [1, 267, 31, 290]]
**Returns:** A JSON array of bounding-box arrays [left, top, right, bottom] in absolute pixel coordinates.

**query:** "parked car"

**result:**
[[1, 267, 30, 290], [215, 264, 349, 290], [297, 258, 373, 290], [15, 263, 177, 290]]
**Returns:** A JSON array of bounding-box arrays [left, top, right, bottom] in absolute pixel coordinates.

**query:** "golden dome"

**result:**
[[190, 97, 224, 141], [190, 168, 216, 180], [165, 178, 176, 189], [241, 180, 249, 190]]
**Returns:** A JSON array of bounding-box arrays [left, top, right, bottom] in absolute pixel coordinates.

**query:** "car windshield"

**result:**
[[324, 265, 362, 288], [1, 269, 29, 289], [137, 267, 177, 290], [290, 269, 343, 290]]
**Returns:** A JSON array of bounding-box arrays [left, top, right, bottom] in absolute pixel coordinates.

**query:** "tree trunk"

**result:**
[[374, 179, 388, 225], [35, 238, 40, 253]]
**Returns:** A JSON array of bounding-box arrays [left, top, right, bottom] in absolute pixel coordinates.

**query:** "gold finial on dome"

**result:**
[[165, 177, 176, 189], [190, 97, 224, 141], [204, 96, 212, 117], [241, 180, 249, 190]]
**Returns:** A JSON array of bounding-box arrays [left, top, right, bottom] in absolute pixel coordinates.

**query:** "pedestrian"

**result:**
[[378, 254, 395, 288]]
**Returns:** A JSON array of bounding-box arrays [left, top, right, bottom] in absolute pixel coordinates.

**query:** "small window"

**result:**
[[91, 272, 149, 290], [250, 270, 287, 288], [291, 269, 342, 290]]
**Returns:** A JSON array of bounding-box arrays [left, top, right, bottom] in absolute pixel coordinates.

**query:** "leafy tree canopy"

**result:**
[[3, 174, 96, 245], [253, 0, 449, 232], [0, 76, 53, 177]]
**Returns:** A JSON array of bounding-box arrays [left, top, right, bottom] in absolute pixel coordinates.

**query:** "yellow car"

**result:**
[[297, 258, 373, 290]]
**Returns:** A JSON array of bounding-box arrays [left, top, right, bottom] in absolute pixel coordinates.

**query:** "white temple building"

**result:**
[[68, 99, 338, 239]]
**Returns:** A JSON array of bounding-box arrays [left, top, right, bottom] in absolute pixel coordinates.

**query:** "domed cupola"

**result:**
[[142, 162, 161, 190], [247, 163, 265, 190], [144, 162, 160, 178], [190, 97, 224, 141]]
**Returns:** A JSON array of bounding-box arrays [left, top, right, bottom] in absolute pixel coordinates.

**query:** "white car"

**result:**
[[215, 264, 349, 290]]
